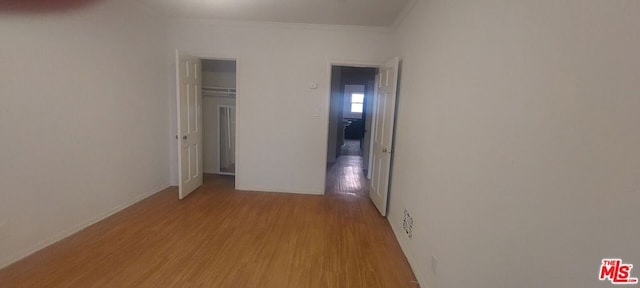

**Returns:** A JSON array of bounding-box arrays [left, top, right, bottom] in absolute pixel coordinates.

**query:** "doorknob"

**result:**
[[382, 148, 388, 153], [182, 135, 188, 140]]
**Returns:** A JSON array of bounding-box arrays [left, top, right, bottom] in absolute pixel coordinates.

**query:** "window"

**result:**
[[350, 93, 364, 113]]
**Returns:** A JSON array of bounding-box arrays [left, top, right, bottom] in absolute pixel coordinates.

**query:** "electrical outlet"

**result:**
[[403, 209, 414, 239], [431, 255, 439, 274]]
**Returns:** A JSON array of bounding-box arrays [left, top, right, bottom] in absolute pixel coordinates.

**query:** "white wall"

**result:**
[[0, 0, 169, 268], [202, 60, 236, 88], [389, 1, 640, 287], [168, 20, 394, 193]]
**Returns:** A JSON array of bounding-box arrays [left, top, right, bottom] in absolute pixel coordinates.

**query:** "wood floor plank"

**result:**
[[0, 159, 417, 287]]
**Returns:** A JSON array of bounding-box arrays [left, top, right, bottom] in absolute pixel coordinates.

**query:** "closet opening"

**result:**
[[202, 59, 237, 179]]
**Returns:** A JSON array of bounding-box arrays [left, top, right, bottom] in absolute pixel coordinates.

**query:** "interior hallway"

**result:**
[[326, 139, 368, 196], [0, 174, 416, 288], [339, 139, 363, 156]]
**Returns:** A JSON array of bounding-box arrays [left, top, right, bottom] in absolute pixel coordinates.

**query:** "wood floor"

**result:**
[[339, 139, 363, 156], [0, 162, 416, 287], [325, 155, 367, 197]]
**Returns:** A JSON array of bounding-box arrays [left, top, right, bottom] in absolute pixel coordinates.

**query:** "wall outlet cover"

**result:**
[[431, 255, 438, 274]]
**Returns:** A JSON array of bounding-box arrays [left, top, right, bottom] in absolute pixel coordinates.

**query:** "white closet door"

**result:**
[[176, 51, 203, 199]]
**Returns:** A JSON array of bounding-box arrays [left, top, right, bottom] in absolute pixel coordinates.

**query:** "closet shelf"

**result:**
[[202, 86, 236, 98]]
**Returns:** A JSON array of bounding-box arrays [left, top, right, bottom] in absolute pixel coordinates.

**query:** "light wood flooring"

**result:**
[[0, 162, 416, 287]]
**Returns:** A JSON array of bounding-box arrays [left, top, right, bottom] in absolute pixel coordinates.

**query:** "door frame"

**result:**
[[322, 60, 380, 195], [173, 50, 240, 190]]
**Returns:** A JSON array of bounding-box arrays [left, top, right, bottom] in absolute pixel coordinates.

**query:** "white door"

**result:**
[[370, 57, 400, 216], [176, 51, 203, 199]]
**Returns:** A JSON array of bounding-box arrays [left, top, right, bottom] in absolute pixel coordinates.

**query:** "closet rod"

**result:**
[[202, 92, 235, 98], [202, 86, 236, 92]]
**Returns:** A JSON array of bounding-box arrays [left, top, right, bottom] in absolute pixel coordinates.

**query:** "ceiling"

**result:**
[[141, 0, 412, 27]]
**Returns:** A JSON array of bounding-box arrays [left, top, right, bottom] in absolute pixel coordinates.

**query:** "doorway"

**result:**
[[325, 65, 377, 196], [201, 59, 237, 177], [175, 52, 237, 199]]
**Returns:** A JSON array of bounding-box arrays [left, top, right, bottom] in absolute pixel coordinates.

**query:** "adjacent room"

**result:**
[[325, 66, 377, 198], [2, 0, 639, 288]]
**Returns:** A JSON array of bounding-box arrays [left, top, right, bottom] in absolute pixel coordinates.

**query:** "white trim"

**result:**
[[0, 184, 171, 270], [329, 59, 381, 69], [170, 18, 394, 34], [236, 185, 323, 196]]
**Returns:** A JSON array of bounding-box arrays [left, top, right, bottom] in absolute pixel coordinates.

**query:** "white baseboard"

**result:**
[[236, 185, 324, 196], [388, 214, 429, 288], [0, 183, 171, 269]]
